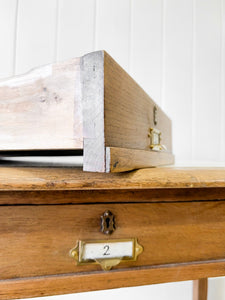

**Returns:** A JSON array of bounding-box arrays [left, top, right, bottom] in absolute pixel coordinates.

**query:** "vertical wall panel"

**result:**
[[0, 0, 17, 79], [130, 0, 163, 104], [95, 0, 130, 72], [162, 0, 193, 163], [222, 0, 225, 162], [15, 0, 57, 74], [193, 0, 222, 162], [57, 0, 95, 61], [208, 277, 225, 300]]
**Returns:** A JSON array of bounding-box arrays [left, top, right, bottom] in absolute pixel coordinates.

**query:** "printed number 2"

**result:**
[[103, 245, 110, 256]]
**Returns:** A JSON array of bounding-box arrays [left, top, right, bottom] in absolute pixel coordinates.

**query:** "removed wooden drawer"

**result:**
[[0, 51, 174, 172]]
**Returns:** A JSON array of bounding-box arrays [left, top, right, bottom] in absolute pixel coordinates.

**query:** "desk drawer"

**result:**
[[0, 201, 225, 279]]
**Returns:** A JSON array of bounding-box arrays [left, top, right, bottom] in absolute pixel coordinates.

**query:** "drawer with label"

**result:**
[[0, 201, 225, 280]]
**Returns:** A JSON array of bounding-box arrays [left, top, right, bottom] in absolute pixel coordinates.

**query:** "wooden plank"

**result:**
[[81, 51, 105, 172], [0, 0, 17, 79], [0, 58, 83, 150], [0, 167, 224, 191], [1, 201, 225, 280], [104, 51, 172, 152], [0, 187, 225, 205], [15, 0, 57, 74], [0, 260, 224, 299], [193, 278, 208, 300], [106, 146, 174, 172], [82, 51, 173, 172]]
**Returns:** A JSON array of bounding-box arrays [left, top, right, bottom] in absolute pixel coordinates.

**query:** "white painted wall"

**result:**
[[0, 0, 224, 299]]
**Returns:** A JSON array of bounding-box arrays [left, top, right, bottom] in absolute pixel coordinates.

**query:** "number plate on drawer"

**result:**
[[70, 238, 143, 271]]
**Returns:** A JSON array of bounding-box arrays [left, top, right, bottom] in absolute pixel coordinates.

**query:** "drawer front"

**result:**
[[0, 201, 225, 279]]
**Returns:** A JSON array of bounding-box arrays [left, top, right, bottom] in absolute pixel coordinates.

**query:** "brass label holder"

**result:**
[[70, 238, 143, 271], [148, 128, 167, 151]]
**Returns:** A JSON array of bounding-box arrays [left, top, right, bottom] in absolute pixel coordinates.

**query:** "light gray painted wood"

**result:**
[[81, 50, 105, 172]]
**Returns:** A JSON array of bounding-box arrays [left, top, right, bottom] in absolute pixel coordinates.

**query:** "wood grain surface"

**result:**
[[82, 51, 173, 172], [0, 259, 225, 299], [0, 58, 83, 150], [0, 166, 224, 191], [104, 51, 172, 152], [0, 166, 224, 299], [0, 187, 225, 205], [106, 146, 174, 172], [0, 50, 174, 172], [1, 201, 225, 280]]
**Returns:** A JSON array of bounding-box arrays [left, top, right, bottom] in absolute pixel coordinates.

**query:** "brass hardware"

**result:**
[[100, 210, 115, 235], [148, 128, 167, 151], [70, 238, 143, 271]]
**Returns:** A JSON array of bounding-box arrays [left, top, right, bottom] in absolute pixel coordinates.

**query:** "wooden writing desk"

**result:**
[[0, 165, 224, 299]]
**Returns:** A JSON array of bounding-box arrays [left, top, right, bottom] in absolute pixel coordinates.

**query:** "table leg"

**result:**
[[193, 278, 208, 300]]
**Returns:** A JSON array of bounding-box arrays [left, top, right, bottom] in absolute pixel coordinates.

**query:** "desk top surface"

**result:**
[[0, 165, 224, 191]]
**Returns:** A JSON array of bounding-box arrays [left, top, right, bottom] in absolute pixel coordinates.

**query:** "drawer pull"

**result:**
[[70, 238, 143, 271]]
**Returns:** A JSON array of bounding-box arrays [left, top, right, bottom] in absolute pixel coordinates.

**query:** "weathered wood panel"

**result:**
[[82, 51, 173, 172], [0, 51, 173, 172], [0, 167, 224, 191], [0, 58, 83, 150], [104, 52, 172, 152], [81, 51, 105, 172], [106, 146, 174, 172]]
